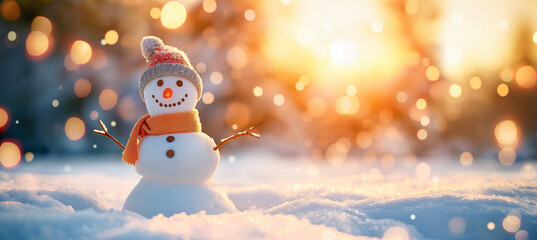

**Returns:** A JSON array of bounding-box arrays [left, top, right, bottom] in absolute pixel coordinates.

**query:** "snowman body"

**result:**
[[122, 74, 237, 217]]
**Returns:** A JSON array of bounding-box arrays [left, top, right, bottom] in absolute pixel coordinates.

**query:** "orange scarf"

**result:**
[[122, 110, 201, 165]]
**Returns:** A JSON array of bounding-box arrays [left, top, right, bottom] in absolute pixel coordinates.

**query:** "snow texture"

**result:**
[[0, 153, 536, 240]]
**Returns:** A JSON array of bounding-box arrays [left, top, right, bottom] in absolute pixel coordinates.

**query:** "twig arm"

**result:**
[[213, 123, 261, 151], [93, 120, 126, 150]]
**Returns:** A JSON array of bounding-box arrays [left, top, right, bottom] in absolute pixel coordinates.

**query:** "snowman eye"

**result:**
[[176, 80, 183, 87], [157, 80, 163, 87]]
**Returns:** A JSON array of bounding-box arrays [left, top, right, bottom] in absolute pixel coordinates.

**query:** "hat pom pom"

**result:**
[[141, 36, 164, 62]]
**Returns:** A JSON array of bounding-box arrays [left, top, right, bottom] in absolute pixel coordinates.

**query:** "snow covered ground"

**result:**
[[1, 151, 536, 240]]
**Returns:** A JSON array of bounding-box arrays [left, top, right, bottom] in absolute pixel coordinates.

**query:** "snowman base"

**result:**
[[123, 177, 237, 218]]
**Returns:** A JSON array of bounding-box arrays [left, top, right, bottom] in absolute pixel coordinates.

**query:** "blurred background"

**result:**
[[0, 0, 536, 169]]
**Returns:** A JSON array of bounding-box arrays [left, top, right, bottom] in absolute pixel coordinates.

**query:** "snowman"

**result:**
[[94, 36, 259, 218]]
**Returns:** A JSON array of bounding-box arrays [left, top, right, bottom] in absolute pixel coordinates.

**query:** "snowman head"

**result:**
[[143, 75, 198, 116], [139, 36, 202, 117]]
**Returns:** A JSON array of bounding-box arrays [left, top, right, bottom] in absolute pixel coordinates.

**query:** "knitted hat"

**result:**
[[139, 36, 202, 101]]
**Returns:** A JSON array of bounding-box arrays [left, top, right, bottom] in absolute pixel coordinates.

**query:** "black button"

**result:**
[[166, 136, 175, 142], [166, 150, 174, 158]]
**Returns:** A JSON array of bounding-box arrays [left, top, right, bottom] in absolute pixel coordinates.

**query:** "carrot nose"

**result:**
[[163, 88, 173, 99]]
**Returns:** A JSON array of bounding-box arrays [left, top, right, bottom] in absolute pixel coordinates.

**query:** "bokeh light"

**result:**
[[74, 79, 92, 98], [253, 86, 263, 97], [273, 94, 285, 106], [26, 31, 49, 57], [0, 107, 8, 129], [202, 92, 214, 105], [0, 141, 21, 169], [202, 0, 217, 13], [70, 40, 92, 65], [244, 9, 256, 22], [31, 16, 52, 36], [160, 2, 187, 29], [99, 89, 118, 110], [497, 83, 509, 97], [426, 66, 440, 81], [64, 117, 85, 141], [487, 222, 495, 230], [502, 214, 521, 233], [417, 129, 427, 140], [515, 65, 536, 89], [498, 147, 516, 166], [494, 120, 518, 148], [449, 84, 462, 98], [150, 7, 161, 19], [520, 163, 537, 180], [459, 151, 473, 166], [104, 30, 119, 45], [469, 76, 482, 90], [382, 226, 409, 240], [335, 96, 359, 115], [416, 98, 427, 110], [1, 0, 20, 21], [415, 162, 431, 178], [515, 230, 529, 240], [226, 46, 248, 69], [210, 71, 223, 85], [449, 217, 466, 234]]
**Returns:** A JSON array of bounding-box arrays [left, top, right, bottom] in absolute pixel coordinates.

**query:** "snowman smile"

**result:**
[[152, 93, 189, 108]]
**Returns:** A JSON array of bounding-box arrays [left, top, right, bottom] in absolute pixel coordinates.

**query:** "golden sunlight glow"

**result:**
[[425, 66, 440, 81], [99, 89, 118, 110], [533, 32, 537, 44], [64, 117, 85, 141], [405, 0, 418, 15], [104, 30, 119, 45], [31, 16, 52, 36], [161, 2, 187, 29], [307, 97, 327, 118], [0, 108, 8, 129], [383, 226, 409, 240], [0, 141, 21, 169], [74, 79, 91, 98], [273, 94, 285, 106], [70, 40, 92, 65], [502, 214, 521, 233], [497, 83, 509, 97], [150, 7, 161, 19], [26, 31, 49, 57], [460, 151, 473, 166], [495, 120, 518, 147], [444, 45, 462, 64], [329, 39, 358, 66], [469, 76, 482, 90], [498, 147, 516, 166], [203, 0, 217, 13], [202, 92, 214, 105], [335, 96, 359, 115], [449, 84, 462, 98], [416, 98, 427, 110], [515, 65, 536, 89], [225, 101, 251, 129], [370, 20, 383, 34]]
